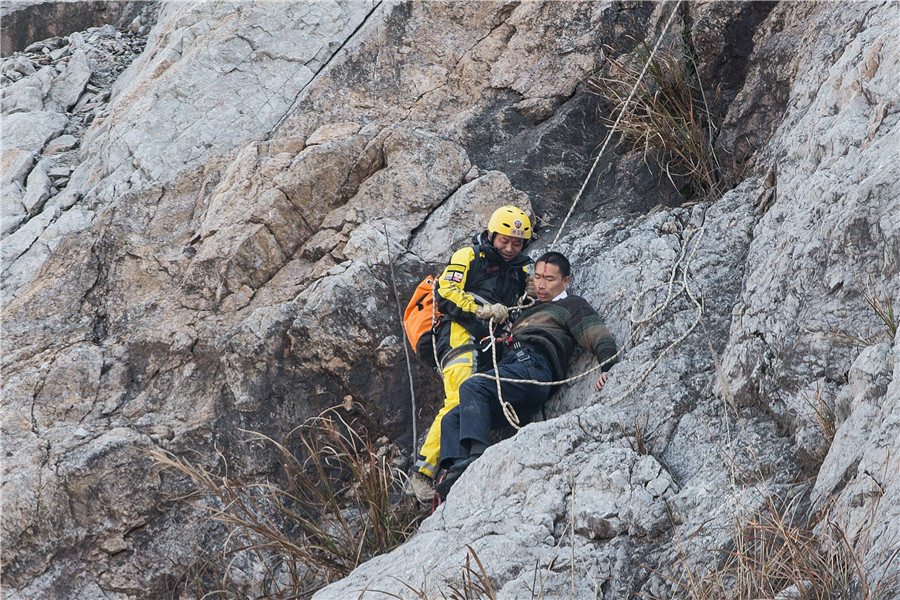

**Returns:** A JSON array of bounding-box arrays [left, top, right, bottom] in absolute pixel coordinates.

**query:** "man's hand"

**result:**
[[475, 303, 509, 323], [594, 371, 609, 392], [524, 275, 537, 299]]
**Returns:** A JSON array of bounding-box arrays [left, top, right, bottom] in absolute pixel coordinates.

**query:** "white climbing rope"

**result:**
[[487, 314, 522, 429], [477, 0, 690, 428], [550, 0, 683, 251], [383, 225, 418, 452], [607, 226, 705, 407]]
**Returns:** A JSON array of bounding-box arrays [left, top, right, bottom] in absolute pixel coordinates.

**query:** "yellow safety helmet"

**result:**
[[488, 206, 532, 242]]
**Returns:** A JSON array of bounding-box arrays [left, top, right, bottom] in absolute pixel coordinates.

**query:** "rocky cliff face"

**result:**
[[2, 1, 897, 599]]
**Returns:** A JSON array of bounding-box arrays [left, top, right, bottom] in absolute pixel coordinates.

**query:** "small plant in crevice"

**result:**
[[618, 413, 658, 456], [800, 384, 837, 444], [589, 37, 723, 202], [860, 276, 897, 340], [818, 276, 897, 349], [151, 408, 424, 599]]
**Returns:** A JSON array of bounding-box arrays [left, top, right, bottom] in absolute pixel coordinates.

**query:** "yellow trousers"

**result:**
[[414, 322, 476, 478]]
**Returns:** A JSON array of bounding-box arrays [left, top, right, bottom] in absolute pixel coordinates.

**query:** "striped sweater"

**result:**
[[509, 295, 618, 380]]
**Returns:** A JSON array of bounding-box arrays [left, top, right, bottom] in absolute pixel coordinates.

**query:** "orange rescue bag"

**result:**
[[403, 275, 443, 364]]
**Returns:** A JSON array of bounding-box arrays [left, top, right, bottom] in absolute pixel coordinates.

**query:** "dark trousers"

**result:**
[[439, 347, 553, 469]]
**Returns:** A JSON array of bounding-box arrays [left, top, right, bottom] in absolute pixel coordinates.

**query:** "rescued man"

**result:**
[[407, 206, 535, 503], [435, 251, 618, 498]]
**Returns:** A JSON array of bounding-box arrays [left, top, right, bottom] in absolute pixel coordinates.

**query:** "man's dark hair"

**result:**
[[535, 251, 571, 277]]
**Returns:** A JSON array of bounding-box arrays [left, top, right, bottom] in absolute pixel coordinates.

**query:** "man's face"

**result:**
[[534, 261, 570, 302], [492, 233, 525, 261]]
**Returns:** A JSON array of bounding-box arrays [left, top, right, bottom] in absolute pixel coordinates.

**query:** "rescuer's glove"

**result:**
[[475, 303, 509, 324]]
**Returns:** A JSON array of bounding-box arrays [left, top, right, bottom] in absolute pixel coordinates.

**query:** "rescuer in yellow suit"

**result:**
[[408, 206, 534, 503]]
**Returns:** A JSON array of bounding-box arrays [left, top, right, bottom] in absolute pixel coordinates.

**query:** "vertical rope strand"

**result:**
[[383, 224, 417, 453], [550, 0, 683, 250]]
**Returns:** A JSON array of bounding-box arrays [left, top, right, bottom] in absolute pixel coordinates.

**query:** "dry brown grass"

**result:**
[[651, 491, 900, 600], [590, 39, 722, 202], [150, 408, 424, 599]]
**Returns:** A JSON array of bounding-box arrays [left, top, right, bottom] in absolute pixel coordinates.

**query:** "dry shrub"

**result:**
[[590, 39, 722, 202], [151, 408, 424, 599]]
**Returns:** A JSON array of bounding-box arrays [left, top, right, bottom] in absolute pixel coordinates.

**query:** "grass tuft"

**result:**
[[618, 413, 660, 456], [651, 492, 900, 600], [800, 385, 837, 444], [817, 276, 897, 349], [151, 408, 424, 599], [860, 276, 897, 339], [589, 38, 722, 202]]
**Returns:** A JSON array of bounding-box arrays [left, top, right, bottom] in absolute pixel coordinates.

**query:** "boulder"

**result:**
[[0, 76, 44, 112], [2, 111, 66, 152], [21, 157, 51, 215], [43, 134, 78, 154], [46, 47, 91, 110]]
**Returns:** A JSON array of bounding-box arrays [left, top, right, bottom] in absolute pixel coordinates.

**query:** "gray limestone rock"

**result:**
[[21, 157, 51, 215], [87, 0, 378, 192], [0, 11, 148, 283], [0, 0, 379, 300], [1, 54, 34, 79], [2, 111, 66, 152], [0, 203, 59, 273], [0, 200, 27, 238], [0, 149, 34, 235], [0, 147, 34, 188], [1, 2, 898, 599], [0, 76, 44, 113], [410, 171, 532, 264], [44, 135, 78, 156], [46, 47, 92, 111]]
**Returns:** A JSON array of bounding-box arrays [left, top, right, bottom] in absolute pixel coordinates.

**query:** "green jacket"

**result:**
[[509, 294, 617, 381]]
